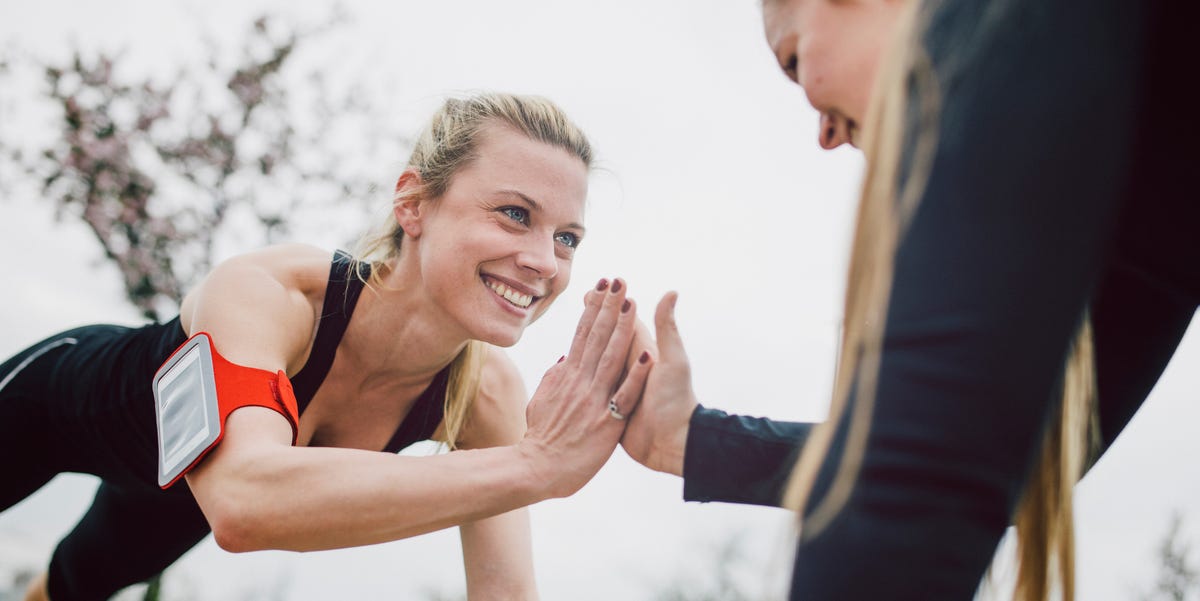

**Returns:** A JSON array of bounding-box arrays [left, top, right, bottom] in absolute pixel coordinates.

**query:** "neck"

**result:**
[[339, 257, 470, 385]]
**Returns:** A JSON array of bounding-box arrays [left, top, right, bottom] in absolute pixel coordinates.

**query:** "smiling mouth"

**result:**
[[483, 277, 536, 309]]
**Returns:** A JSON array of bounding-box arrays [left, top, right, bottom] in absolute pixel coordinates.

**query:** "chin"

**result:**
[[471, 326, 524, 348]]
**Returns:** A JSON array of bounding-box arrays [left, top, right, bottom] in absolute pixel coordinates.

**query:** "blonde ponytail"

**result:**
[[440, 340, 487, 450]]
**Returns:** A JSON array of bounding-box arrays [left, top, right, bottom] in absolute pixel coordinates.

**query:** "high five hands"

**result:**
[[518, 281, 697, 502], [620, 291, 698, 477], [518, 278, 650, 499]]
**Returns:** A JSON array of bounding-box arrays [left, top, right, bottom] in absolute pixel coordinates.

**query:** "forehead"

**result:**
[[761, 0, 803, 41], [452, 123, 589, 219]]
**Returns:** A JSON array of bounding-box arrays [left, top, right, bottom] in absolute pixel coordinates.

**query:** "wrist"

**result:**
[[511, 440, 558, 502], [652, 401, 697, 477]]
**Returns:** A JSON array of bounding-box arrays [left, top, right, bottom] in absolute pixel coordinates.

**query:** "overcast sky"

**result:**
[[0, 1, 1197, 599]]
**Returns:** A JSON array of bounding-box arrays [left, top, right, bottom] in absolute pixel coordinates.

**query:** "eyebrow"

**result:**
[[496, 189, 587, 233]]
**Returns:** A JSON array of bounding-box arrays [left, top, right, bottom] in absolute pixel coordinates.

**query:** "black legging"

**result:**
[[790, 0, 1198, 598], [0, 324, 210, 601], [46, 483, 210, 600]]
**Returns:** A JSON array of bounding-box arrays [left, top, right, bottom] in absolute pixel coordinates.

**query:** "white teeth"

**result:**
[[486, 279, 533, 308]]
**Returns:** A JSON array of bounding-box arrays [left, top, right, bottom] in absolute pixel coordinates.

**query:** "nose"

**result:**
[[517, 233, 558, 279], [818, 113, 852, 150]]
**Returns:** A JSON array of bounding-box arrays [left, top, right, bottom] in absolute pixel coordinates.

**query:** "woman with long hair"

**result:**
[[2, 92, 653, 601], [623, 0, 1197, 598]]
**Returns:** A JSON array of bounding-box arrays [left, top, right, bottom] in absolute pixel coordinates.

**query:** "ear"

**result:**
[[393, 169, 426, 238]]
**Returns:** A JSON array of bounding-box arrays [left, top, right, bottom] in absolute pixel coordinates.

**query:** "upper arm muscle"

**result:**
[[180, 246, 326, 505]]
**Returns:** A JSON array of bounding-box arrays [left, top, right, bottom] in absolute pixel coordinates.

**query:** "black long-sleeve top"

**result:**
[[681, 0, 1199, 597]]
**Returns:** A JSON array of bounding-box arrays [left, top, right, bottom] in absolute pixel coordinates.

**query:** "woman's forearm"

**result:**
[[201, 439, 543, 552], [189, 283, 654, 554]]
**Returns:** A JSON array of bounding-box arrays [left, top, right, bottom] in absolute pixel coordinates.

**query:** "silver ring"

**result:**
[[607, 398, 625, 420]]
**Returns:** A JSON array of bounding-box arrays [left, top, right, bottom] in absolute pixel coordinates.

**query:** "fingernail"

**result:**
[[621, 299, 631, 313], [610, 279, 623, 294], [596, 278, 609, 291], [638, 351, 650, 364], [557, 355, 565, 363]]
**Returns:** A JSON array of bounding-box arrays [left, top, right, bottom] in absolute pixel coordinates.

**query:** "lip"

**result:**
[[480, 273, 542, 315], [480, 273, 544, 298]]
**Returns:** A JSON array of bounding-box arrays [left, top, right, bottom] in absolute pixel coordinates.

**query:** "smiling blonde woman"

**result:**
[[2, 92, 653, 601]]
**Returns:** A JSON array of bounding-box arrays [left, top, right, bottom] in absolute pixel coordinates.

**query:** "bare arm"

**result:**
[[183, 260, 653, 553], [455, 349, 539, 600]]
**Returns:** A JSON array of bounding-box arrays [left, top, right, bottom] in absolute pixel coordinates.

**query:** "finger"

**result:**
[[606, 349, 653, 425], [593, 295, 639, 391], [654, 292, 688, 362], [540, 354, 566, 380], [625, 318, 655, 372], [577, 278, 628, 375], [564, 278, 610, 364]]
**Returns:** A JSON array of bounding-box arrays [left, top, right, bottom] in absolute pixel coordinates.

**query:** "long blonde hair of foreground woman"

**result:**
[[781, 3, 1098, 600]]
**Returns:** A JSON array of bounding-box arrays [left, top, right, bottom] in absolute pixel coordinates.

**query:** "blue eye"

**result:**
[[500, 206, 529, 225], [555, 232, 580, 249]]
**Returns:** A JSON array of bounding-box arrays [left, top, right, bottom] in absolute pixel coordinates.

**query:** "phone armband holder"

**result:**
[[152, 332, 299, 489]]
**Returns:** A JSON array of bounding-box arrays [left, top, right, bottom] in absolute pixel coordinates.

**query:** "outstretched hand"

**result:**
[[519, 278, 654, 499], [620, 292, 697, 477]]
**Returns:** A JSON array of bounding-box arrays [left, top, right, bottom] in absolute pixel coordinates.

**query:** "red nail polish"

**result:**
[[596, 278, 609, 291], [639, 351, 650, 364], [610, 279, 623, 293], [557, 355, 565, 363], [621, 299, 631, 313]]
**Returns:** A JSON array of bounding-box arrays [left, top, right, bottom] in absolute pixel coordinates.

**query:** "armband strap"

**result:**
[[153, 332, 300, 489]]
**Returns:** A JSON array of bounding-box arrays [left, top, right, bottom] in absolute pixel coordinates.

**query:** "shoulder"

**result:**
[[457, 346, 528, 449], [182, 244, 332, 315], [179, 244, 335, 371], [216, 243, 334, 291], [479, 347, 526, 405]]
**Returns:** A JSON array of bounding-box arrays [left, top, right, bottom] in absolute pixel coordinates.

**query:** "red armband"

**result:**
[[152, 332, 299, 489]]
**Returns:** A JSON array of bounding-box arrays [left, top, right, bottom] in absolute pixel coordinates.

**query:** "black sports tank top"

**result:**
[[290, 250, 449, 453], [18, 250, 446, 490]]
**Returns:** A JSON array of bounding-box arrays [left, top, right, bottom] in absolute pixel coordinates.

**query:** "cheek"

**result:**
[[556, 257, 573, 289], [798, 41, 835, 104], [534, 259, 573, 317], [800, 71, 840, 121]]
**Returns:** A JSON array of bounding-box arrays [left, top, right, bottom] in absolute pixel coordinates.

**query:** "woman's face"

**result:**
[[762, 0, 905, 149], [410, 124, 588, 347]]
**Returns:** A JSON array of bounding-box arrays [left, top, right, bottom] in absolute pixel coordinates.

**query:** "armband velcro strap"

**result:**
[[208, 339, 300, 439], [153, 332, 300, 489]]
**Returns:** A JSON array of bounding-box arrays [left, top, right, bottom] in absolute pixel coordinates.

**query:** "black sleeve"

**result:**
[[682, 405, 812, 507], [787, 0, 1178, 598]]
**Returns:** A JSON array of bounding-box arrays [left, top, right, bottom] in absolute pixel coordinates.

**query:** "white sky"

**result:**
[[0, 1, 1196, 600]]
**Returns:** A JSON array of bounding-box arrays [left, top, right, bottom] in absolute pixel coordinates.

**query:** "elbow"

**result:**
[[201, 479, 286, 553], [208, 500, 267, 553], [190, 443, 298, 552]]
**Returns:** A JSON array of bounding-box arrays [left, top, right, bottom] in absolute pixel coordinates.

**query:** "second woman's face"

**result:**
[[415, 124, 589, 348], [762, 0, 906, 149]]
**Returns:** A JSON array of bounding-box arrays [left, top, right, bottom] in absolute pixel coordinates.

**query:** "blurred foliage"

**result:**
[[0, 8, 403, 597], [0, 12, 401, 321], [1142, 512, 1200, 601], [651, 534, 779, 601]]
